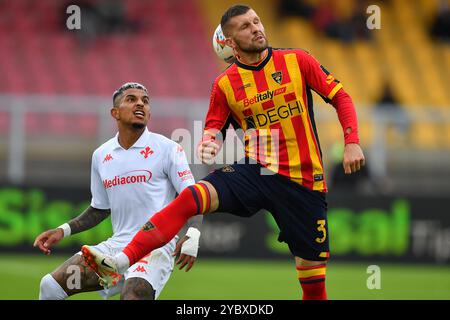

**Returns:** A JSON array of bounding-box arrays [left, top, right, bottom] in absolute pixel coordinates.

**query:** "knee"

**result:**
[[39, 274, 53, 299], [121, 278, 155, 300], [39, 274, 67, 300], [198, 180, 219, 212], [295, 257, 327, 268]]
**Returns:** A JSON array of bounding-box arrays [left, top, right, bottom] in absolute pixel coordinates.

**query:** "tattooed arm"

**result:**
[[33, 206, 110, 255], [68, 206, 111, 235]]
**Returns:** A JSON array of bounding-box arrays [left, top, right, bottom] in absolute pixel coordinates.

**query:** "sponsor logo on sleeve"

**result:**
[[177, 169, 194, 182]]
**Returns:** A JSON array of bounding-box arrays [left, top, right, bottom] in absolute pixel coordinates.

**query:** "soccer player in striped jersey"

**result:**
[[82, 5, 365, 300]]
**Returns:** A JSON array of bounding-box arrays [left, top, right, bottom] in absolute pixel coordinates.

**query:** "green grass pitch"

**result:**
[[0, 254, 449, 300]]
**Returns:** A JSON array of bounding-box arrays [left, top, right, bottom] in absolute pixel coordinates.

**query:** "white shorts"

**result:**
[[77, 237, 177, 299]]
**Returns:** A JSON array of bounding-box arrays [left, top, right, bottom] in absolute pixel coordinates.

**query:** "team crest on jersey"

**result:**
[[221, 165, 235, 173], [140, 146, 154, 159], [271, 71, 283, 85], [141, 221, 155, 232]]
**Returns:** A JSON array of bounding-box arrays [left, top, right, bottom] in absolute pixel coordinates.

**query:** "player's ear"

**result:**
[[225, 37, 234, 49], [111, 107, 119, 120]]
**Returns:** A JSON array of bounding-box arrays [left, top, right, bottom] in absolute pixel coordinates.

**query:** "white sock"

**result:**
[[39, 274, 68, 300], [115, 252, 130, 274]]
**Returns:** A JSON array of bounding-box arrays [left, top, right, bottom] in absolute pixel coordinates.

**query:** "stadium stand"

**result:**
[[200, 0, 449, 107], [0, 0, 218, 97]]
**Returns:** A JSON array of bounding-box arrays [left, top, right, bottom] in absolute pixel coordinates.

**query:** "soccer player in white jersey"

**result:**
[[33, 82, 202, 300]]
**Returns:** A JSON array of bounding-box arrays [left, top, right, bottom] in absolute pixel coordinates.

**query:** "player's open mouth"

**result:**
[[134, 111, 145, 118], [254, 35, 264, 41]]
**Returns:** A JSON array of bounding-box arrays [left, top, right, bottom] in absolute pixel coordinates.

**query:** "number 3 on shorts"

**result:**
[[315, 219, 327, 243]]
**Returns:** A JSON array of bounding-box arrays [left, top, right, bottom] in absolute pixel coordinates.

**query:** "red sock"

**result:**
[[297, 264, 327, 300], [123, 183, 211, 266]]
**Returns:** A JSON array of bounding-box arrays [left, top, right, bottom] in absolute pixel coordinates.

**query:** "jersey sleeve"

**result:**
[[166, 142, 195, 193], [90, 152, 110, 210], [331, 87, 360, 145], [298, 50, 343, 102], [204, 78, 231, 138]]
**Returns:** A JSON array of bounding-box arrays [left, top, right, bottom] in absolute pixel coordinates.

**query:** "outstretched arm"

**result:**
[[33, 206, 110, 255]]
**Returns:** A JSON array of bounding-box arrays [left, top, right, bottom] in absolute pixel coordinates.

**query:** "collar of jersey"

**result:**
[[235, 47, 272, 71], [113, 127, 150, 150]]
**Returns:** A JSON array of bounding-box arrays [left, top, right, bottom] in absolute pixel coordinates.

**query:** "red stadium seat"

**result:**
[[0, 0, 219, 98]]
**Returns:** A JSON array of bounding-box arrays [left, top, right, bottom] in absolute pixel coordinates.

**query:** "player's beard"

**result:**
[[132, 122, 146, 130], [236, 37, 268, 54]]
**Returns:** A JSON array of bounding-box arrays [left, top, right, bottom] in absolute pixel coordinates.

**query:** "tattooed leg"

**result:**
[[121, 278, 155, 300], [50, 254, 103, 296]]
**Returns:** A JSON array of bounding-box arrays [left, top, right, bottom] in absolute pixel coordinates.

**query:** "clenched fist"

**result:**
[[197, 139, 220, 165], [343, 143, 365, 174]]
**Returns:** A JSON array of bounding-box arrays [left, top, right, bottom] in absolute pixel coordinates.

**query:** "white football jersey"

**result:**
[[90, 128, 195, 246]]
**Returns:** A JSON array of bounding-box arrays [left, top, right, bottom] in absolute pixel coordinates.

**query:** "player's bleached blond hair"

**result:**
[[113, 82, 149, 106]]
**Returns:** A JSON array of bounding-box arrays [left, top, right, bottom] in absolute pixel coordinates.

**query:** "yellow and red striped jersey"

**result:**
[[204, 47, 344, 192]]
